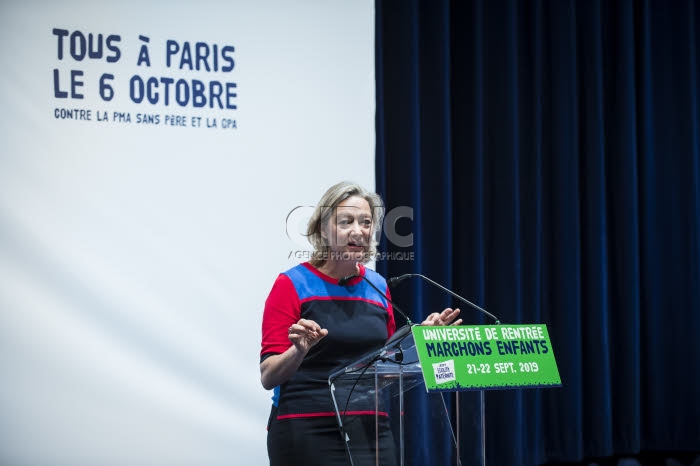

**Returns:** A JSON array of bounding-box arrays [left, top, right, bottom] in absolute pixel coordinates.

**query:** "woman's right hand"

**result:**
[[260, 319, 328, 390], [287, 318, 328, 353]]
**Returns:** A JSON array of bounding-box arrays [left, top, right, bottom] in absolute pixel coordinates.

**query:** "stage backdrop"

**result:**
[[0, 1, 375, 465]]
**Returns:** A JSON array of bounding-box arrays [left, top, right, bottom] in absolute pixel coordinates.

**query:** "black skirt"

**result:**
[[267, 406, 397, 466]]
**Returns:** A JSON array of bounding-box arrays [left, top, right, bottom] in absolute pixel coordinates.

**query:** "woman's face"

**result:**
[[322, 196, 373, 263]]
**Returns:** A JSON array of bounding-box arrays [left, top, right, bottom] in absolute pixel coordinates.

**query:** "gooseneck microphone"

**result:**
[[338, 274, 413, 326], [387, 273, 501, 325], [337, 275, 357, 287]]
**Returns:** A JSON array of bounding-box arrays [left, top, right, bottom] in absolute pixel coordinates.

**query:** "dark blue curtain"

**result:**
[[375, 1, 700, 465]]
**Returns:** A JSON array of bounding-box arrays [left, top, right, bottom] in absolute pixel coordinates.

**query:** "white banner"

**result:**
[[0, 1, 375, 464]]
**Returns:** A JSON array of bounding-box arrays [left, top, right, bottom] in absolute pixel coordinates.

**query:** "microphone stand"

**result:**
[[339, 274, 414, 327], [387, 274, 501, 325], [388, 272, 498, 466]]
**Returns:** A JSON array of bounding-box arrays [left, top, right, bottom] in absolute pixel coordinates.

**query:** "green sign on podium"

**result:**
[[411, 324, 562, 392]]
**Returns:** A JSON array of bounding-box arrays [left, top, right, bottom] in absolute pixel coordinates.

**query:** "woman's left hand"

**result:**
[[421, 308, 462, 326]]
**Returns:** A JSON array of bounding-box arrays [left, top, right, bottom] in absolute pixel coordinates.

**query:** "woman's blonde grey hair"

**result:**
[[306, 181, 385, 266]]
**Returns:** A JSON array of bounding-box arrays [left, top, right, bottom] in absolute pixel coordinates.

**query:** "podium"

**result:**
[[328, 324, 561, 466], [328, 327, 483, 466]]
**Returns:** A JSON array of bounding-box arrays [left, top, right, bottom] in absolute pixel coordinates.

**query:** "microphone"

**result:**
[[338, 275, 356, 287], [387, 273, 501, 325], [338, 274, 415, 343], [339, 273, 413, 326]]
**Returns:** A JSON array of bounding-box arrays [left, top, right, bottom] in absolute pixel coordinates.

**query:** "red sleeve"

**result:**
[[260, 274, 300, 357], [385, 285, 397, 337]]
